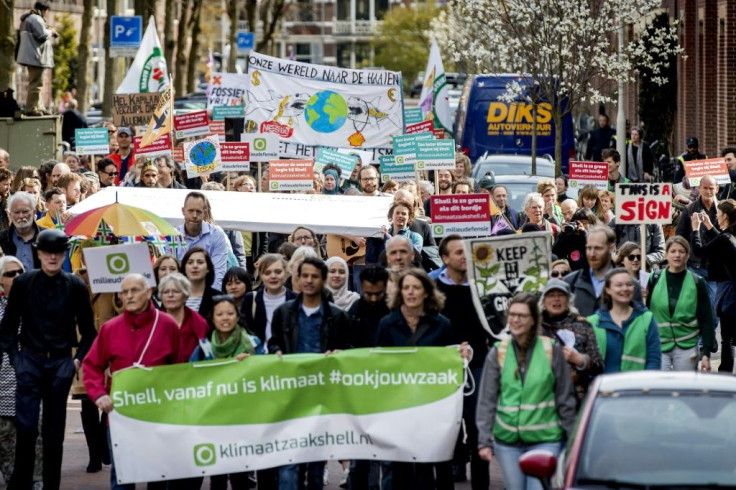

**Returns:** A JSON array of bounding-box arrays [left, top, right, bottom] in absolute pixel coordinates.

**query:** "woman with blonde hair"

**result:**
[[537, 178, 563, 224], [597, 189, 615, 224]]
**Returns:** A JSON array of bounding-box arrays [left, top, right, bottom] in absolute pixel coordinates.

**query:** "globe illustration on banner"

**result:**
[[189, 141, 217, 167], [305, 90, 348, 133]]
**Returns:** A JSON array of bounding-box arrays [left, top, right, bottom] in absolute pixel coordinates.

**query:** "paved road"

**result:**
[[0, 398, 505, 489]]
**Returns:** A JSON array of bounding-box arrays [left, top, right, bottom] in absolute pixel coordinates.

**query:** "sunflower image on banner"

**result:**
[[465, 231, 551, 339], [245, 52, 404, 159]]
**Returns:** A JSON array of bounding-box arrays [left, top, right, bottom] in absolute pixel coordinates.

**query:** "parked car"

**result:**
[[520, 371, 736, 489], [471, 155, 555, 181], [478, 174, 550, 211]]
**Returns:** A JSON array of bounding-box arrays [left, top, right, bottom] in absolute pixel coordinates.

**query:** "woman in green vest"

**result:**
[[476, 293, 576, 490], [587, 268, 661, 372], [646, 236, 715, 371]]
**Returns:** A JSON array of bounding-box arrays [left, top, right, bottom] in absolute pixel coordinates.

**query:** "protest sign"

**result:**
[[246, 52, 403, 158], [406, 120, 434, 135], [220, 142, 250, 172], [184, 135, 222, 175], [466, 231, 552, 337], [242, 133, 279, 162], [112, 93, 160, 127], [109, 347, 463, 483], [174, 110, 210, 139], [314, 148, 359, 175], [269, 159, 314, 191], [172, 146, 184, 164], [326, 235, 366, 264], [567, 160, 608, 198], [82, 243, 155, 293], [379, 155, 414, 183], [393, 133, 432, 168], [433, 129, 447, 139], [133, 134, 172, 158], [212, 105, 245, 121], [415, 139, 455, 171], [207, 73, 248, 109], [404, 108, 424, 125], [683, 158, 730, 186], [71, 187, 392, 236], [208, 120, 226, 143], [614, 183, 672, 225], [430, 194, 492, 237], [75, 128, 110, 155]]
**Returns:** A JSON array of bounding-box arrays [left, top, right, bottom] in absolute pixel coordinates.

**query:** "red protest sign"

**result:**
[[208, 120, 226, 142], [406, 120, 434, 134], [220, 142, 250, 172], [172, 146, 184, 163], [173, 110, 210, 139], [133, 134, 172, 158], [614, 183, 672, 225], [683, 158, 729, 186], [430, 194, 492, 237]]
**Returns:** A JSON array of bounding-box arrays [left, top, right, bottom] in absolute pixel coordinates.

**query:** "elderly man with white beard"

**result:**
[[0, 192, 42, 270]]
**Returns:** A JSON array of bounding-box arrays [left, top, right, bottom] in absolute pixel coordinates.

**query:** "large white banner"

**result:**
[[70, 187, 391, 236], [245, 52, 404, 160]]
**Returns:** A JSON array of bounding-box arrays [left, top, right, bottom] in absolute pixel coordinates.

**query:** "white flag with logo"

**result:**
[[418, 40, 452, 135], [116, 16, 170, 94]]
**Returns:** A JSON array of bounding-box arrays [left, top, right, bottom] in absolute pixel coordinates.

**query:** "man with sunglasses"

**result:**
[[105, 127, 136, 185], [97, 157, 118, 188], [0, 228, 96, 489]]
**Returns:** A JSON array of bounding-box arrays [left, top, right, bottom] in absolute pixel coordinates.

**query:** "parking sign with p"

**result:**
[[83, 243, 155, 293]]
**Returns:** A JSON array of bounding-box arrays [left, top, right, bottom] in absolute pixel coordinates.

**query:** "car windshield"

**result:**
[[474, 161, 555, 178], [494, 182, 541, 212], [575, 392, 736, 488]]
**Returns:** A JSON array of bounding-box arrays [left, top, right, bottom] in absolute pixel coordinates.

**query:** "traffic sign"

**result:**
[[110, 16, 142, 48], [236, 31, 255, 52]]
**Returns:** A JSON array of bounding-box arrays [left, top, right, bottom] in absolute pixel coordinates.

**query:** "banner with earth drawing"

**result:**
[[465, 232, 552, 338], [245, 52, 404, 161]]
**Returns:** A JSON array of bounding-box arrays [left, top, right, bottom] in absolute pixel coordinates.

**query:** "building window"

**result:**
[[296, 43, 311, 63]]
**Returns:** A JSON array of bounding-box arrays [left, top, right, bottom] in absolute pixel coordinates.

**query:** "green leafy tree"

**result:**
[[51, 13, 78, 100], [372, 2, 446, 92]]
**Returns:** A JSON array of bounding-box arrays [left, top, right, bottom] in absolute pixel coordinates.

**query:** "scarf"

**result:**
[[324, 256, 360, 310], [211, 324, 255, 359], [626, 143, 644, 182], [322, 169, 340, 195]]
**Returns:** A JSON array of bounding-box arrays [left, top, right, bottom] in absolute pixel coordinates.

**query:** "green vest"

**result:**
[[588, 311, 652, 371], [493, 336, 564, 445], [649, 270, 699, 352]]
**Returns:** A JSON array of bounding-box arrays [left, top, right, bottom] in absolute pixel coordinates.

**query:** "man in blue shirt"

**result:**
[[269, 256, 351, 490], [175, 191, 229, 288]]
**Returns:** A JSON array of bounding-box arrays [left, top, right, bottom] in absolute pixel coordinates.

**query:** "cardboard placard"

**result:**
[[404, 108, 424, 125], [268, 159, 314, 192], [75, 128, 110, 155], [220, 142, 250, 172], [112, 93, 161, 127], [242, 133, 279, 162], [212, 105, 245, 121], [430, 194, 492, 237], [392, 133, 432, 168], [683, 158, 730, 186], [379, 155, 414, 183], [314, 148, 359, 175], [133, 134, 172, 158], [174, 111, 210, 139], [184, 135, 222, 175], [615, 183, 673, 225], [415, 139, 455, 171], [568, 160, 609, 197], [406, 120, 434, 135]]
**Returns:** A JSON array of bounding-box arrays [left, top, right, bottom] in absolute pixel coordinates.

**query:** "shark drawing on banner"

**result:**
[[245, 91, 311, 124], [345, 95, 402, 147]]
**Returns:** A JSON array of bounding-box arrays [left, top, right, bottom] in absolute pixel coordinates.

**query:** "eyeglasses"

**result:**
[[550, 270, 568, 278], [627, 254, 642, 261], [2, 269, 22, 278], [508, 312, 531, 319], [102, 170, 118, 176], [361, 177, 377, 182]]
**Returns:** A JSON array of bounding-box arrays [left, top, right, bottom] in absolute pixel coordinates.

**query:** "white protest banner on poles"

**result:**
[[69, 187, 392, 236], [683, 158, 730, 186], [568, 160, 608, 198], [184, 136, 223, 175], [109, 348, 463, 484], [614, 183, 673, 225], [465, 232, 552, 338], [83, 243, 155, 293], [245, 52, 403, 159], [207, 73, 248, 109]]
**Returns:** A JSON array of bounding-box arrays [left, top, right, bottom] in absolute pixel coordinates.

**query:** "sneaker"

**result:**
[[323, 467, 329, 486], [339, 467, 350, 488]]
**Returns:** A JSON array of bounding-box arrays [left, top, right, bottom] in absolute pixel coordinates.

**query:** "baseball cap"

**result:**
[[542, 278, 571, 297], [118, 127, 133, 136], [686, 136, 699, 148]]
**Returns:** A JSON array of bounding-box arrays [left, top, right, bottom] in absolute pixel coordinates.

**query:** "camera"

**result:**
[[563, 221, 580, 235]]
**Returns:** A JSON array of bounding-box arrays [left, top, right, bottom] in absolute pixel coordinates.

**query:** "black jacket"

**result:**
[[347, 297, 390, 348], [585, 126, 615, 162], [0, 222, 41, 268], [241, 287, 297, 342], [675, 197, 719, 269], [377, 309, 457, 348], [197, 285, 222, 322], [247, 232, 269, 273], [268, 291, 351, 354]]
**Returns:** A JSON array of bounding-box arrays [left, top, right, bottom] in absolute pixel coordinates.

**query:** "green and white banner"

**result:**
[[109, 347, 464, 484]]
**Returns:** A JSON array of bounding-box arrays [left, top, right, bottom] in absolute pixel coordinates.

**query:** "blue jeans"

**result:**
[[493, 440, 563, 490], [279, 462, 325, 490]]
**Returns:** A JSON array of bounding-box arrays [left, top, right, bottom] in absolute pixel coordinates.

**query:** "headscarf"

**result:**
[[322, 169, 340, 195], [324, 256, 359, 310]]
